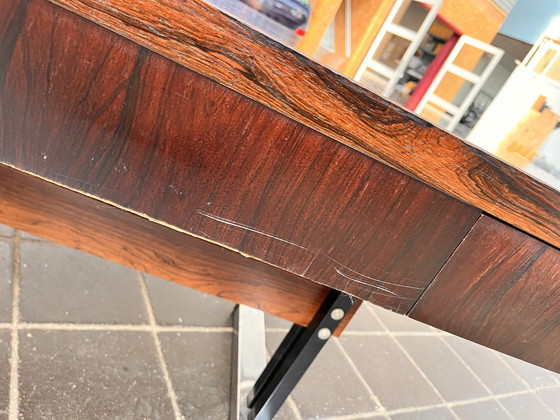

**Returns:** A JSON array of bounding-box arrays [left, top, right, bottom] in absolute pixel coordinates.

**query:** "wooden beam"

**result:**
[[342, 0, 394, 77], [297, 0, 343, 56], [0, 163, 360, 335]]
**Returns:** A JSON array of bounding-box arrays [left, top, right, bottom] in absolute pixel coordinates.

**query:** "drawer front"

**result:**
[[409, 215, 560, 372], [0, 0, 481, 312]]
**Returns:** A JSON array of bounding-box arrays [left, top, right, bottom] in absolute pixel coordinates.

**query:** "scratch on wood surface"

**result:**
[[197, 229, 212, 239], [197, 210, 308, 250], [302, 251, 320, 277], [330, 257, 424, 289], [197, 211, 423, 301], [347, 281, 413, 300], [45, 172, 117, 194], [333, 260, 421, 302], [114, 162, 128, 173], [168, 184, 184, 195], [334, 267, 398, 296]]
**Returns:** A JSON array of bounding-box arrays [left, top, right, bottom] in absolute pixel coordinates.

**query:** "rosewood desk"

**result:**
[[1, 0, 559, 418]]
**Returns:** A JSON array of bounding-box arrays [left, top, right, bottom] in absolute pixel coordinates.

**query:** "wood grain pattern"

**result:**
[[409, 215, 560, 373], [0, 163, 365, 334], [39, 0, 560, 250], [0, 0, 481, 313]]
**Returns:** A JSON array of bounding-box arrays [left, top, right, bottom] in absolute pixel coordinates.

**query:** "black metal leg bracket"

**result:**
[[243, 290, 357, 420]]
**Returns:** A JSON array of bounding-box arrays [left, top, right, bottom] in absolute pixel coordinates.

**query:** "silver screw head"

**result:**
[[317, 328, 331, 340], [330, 308, 345, 321]]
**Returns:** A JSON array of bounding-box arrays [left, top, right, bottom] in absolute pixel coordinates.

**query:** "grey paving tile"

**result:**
[[339, 335, 442, 410], [396, 336, 490, 402], [451, 400, 512, 420], [0, 242, 12, 323], [159, 332, 232, 420], [370, 305, 433, 332], [19, 230, 48, 241], [445, 335, 527, 394], [345, 303, 385, 332], [144, 274, 235, 327], [499, 393, 558, 420], [272, 399, 300, 420], [19, 330, 174, 419], [266, 332, 382, 418], [0, 225, 13, 238], [265, 327, 289, 355], [501, 353, 559, 388], [0, 331, 11, 420], [264, 313, 292, 330], [390, 406, 456, 420], [536, 387, 560, 415], [548, 370, 560, 384], [20, 242, 148, 324]]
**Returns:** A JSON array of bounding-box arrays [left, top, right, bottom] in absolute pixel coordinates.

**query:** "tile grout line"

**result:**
[[368, 306, 558, 418], [318, 403, 454, 420], [138, 272, 183, 420], [267, 327, 446, 337], [364, 303, 560, 420], [6, 230, 559, 419], [285, 395, 304, 420], [8, 231, 21, 420], [317, 411, 390, 420], [333, 338, 387, 416], [450, 385, 560, 409], [7, 228, 560, 419], [549, 371, 560, 386], [0, 236, 48, 243], [364, 304, 460, 420], [337, 330, 445, 337], [494, 351, 543, 390], [437, 336, 515, 420], [493, 352, 560, 420], [533, 393, 560, 420], [12, 322, 233, 333], [315, 384, 560, 420]]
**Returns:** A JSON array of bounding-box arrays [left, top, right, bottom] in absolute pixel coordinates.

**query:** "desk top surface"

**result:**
[[41, 0, 560, 250]]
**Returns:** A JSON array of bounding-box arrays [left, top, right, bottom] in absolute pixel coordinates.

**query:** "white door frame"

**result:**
[[354, 0, 442, 97], [415, 35, 504, 131]]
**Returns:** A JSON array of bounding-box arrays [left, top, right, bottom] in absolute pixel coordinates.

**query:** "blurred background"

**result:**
[[207, 0, 560, 190]]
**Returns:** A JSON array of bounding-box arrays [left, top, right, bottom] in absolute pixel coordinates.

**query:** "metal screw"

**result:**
[[317, 328, 331, 340], [330, 308, 345, 321]]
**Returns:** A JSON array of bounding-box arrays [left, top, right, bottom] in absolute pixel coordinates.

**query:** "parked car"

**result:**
[[242, 0, 311, 30]]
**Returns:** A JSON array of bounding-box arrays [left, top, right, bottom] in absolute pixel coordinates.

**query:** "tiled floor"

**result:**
[[0, 225, 559, 419]]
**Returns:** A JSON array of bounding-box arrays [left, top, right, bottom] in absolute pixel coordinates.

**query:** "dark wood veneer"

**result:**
[[41, 0, 560, 250], [0, 0, 481, 312], [0, 163, 365, 334], [3, 0, 560, 374], [409, 216, 560, 372]]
